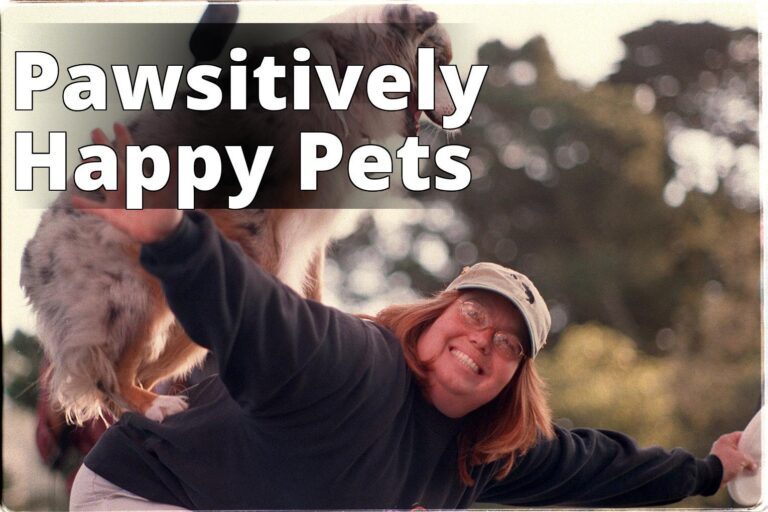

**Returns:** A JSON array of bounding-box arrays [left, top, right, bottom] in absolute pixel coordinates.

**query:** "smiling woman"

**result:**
[[64, 196, 754, 509], [371, 264, 554, 486], [69, 201, 754, 509]]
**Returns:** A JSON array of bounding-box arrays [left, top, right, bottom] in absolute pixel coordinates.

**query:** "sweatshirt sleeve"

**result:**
[[478, 425, 723, 507], [139, 211, 390, 416]]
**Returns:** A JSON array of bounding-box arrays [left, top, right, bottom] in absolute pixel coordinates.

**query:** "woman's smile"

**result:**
[[449, 347, 481, 374]]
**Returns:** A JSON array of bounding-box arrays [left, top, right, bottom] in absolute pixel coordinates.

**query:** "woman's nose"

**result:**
[[468, 328, 493, 354]]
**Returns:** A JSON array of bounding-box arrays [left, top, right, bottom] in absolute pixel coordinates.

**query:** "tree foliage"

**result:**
[[4, 329, 43, 411]]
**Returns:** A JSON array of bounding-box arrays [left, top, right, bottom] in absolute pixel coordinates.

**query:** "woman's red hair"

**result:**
[[369, 289, 554, 485]]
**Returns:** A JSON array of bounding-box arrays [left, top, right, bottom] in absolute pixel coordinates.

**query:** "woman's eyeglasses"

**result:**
[[458, 299, 525, 361]]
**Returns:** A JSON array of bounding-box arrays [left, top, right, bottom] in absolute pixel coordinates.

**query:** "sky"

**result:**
[[1, 1, 760, 337]]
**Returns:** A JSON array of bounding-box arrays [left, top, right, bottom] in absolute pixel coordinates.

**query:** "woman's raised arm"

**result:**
[[72, 124, 384, 417]]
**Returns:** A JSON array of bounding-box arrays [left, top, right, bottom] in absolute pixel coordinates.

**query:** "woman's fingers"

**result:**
[[710, 431, 760, 485], [114, 123, 134, 208], [88, 124, 131, 208], [114, 122, 132, 168], [742, 454, 758, 472], [114, 122, 133, 146], [91, 128, 110, 146]]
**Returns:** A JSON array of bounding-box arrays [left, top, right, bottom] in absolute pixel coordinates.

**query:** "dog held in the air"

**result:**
[[21, 5, 456, 424]]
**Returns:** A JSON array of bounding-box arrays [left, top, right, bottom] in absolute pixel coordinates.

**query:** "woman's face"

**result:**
[[417, 290, 527, 418]]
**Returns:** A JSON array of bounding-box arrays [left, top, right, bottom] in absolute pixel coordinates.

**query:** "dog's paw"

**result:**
[[144, 394, 189, 422]]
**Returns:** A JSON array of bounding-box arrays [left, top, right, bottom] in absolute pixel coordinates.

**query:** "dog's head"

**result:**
[[307, 5, 456, 140]]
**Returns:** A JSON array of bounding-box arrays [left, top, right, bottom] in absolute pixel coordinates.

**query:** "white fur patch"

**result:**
[[144, 395, 189, 422]]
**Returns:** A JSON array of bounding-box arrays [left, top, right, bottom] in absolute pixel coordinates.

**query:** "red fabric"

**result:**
[[35, 359, 110, 492]]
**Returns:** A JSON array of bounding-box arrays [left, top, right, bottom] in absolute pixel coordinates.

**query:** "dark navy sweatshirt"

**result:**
[[84, 211, 722, 509]]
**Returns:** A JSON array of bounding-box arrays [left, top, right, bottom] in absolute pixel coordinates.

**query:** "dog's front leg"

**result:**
[[112, 301, 188, 422], [136, 322, 209, 392]]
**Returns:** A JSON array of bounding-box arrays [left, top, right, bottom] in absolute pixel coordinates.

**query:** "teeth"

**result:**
[[451, 349, 480, 374]]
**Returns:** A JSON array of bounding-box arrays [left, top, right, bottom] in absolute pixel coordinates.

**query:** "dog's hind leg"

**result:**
[[136, 322, 209, 392]]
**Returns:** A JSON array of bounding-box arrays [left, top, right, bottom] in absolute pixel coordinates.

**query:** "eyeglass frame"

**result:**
[[457, 298, 526, 361]]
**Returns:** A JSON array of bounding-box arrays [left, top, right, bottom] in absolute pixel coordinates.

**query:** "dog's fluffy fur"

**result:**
[[21, 5, 454, 424]]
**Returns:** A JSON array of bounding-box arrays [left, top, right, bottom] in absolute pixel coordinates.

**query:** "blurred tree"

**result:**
[[534, 320, 754, 508], [606, 21, 761, 457], [4, 329, 43, 410], [609, 22, 758, 151], [3, 330, 71, 510], [537, 323, 679, 447]]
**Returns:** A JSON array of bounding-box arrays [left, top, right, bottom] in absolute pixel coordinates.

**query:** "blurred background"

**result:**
[[2, 1, 760, 509]]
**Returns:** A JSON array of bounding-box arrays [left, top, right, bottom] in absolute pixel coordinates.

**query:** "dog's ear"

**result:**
[[385, 5, 438, 37]]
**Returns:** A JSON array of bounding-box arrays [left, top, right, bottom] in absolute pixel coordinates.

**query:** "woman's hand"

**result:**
[[71, 123, 183, 244], [710, 431, 758, 485]]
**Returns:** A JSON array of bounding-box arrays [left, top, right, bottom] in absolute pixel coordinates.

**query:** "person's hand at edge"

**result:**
[[710, 431, 758, 486], [71, 123, 182, 244]]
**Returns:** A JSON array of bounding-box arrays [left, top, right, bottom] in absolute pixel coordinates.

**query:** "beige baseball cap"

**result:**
[[446, 262, 551, 358]]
